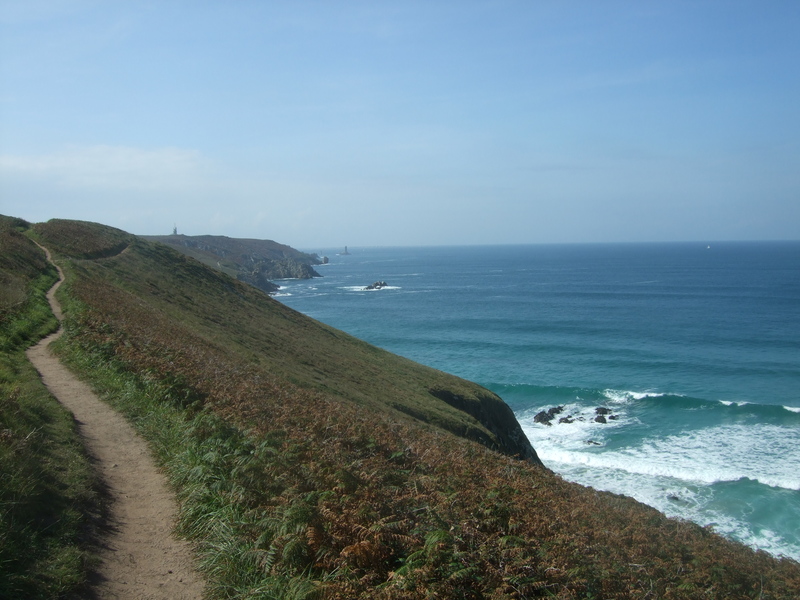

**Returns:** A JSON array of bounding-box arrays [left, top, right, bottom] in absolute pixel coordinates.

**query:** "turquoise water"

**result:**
[[276, 242, 800, 561]]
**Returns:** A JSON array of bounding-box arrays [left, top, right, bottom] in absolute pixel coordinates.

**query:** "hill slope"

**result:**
[[51, 221, 537, 463], [9, 217, 800, 598]]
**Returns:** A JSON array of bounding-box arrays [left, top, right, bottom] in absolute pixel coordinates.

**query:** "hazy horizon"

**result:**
[[2, 1, 799, 248], [299, 239, 798, 255]]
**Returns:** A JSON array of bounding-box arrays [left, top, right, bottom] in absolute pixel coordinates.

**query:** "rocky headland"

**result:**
[[143, 233, 322, 293]]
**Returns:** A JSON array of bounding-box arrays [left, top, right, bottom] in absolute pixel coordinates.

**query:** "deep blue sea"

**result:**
[[276, 242, 800, 561]]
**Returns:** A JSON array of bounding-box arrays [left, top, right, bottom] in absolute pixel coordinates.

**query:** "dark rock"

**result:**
[[364, 281, 389, 290], [586, 440, 601, 446], [608, 414, 618, 420], [595, 407, 612, 415], [558, 416, 574, 424], [594, 415, 607, 424], [533, 405, 565, 426], [428, 387, 544, 466], [237, 270, 279, 294], [238, 258, 321, 293]]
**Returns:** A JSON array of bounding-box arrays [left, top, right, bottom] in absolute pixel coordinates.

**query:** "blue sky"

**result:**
[[1, 1, 799, 248]]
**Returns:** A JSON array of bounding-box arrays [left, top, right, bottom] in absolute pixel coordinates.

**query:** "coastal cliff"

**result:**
[[50, 221, 538, 463], [5, 215, 799, 599]]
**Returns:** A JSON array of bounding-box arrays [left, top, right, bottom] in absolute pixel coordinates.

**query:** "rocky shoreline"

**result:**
[[533, 404, 619, 426]]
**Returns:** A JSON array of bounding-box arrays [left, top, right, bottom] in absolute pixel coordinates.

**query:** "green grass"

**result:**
[[51, 333, 309, 598], [0, 216, 100, 600]]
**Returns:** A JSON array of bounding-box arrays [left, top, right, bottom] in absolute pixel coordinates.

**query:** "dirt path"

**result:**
[[26, 246, 205, 600]]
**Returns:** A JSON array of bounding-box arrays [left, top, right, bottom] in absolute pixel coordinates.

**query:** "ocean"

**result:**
[[275, 242, 800, 562]]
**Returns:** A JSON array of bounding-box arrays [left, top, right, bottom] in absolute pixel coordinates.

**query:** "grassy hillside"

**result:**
[[46, 220, 536, 464], [0, 216, 100, 599], [5, 216, 800, 598]]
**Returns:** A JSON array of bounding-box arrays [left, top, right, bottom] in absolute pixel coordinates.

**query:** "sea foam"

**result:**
[[603, 389, 668, 403], [523, 421, 800, 491], [341, 285, 402, 292], [546, 461, 800, 562]]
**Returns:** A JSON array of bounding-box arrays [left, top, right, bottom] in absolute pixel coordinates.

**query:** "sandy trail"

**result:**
[[26, 246, 204, 600]]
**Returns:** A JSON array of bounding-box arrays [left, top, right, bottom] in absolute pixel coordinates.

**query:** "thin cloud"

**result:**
[[0, 145, 212, 191]]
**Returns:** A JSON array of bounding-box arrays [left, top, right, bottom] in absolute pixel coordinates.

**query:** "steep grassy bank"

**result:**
[[7, 216, 800, 598], [0, 216, 100, 599]]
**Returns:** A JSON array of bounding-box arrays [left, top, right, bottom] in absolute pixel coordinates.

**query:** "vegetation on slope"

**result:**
[[0, 216, 100, 599], [5, 216, 800, 598], [47, 220, 535, 464]]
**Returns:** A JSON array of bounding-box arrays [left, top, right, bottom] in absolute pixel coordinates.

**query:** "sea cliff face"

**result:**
[[428, 387, 541, 464]]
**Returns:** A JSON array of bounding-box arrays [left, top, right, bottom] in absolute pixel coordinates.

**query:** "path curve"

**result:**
[[26, 245, 204, 600]]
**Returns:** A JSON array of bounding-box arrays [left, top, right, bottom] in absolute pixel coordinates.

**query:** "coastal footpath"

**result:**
[[26, 241, 204, 598]]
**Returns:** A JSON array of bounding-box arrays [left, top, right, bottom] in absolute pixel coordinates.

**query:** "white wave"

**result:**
[[550, 462, 800, 561], [341, 285, 402, 292], [525, 422, 800, 492], [518, 403, 631, 450], [718, 400, 752, 407], [602, 389, 667, 403], [784, 405, 800, 413], [272, 292, 292, 297]]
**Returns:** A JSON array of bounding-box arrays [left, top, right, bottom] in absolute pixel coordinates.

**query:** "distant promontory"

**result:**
[[143, 234, 323, 294]]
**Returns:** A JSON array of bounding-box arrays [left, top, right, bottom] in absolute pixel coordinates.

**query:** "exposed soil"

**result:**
[[26, 246, 204, 599]]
